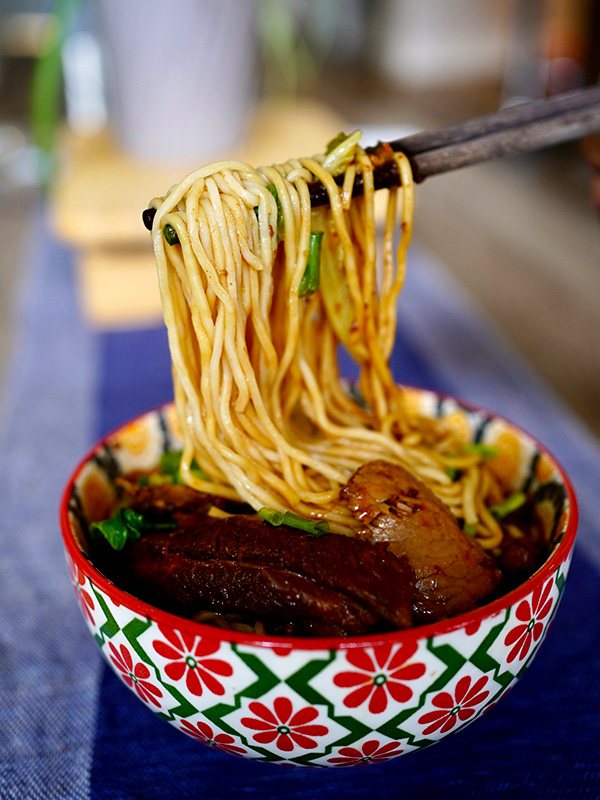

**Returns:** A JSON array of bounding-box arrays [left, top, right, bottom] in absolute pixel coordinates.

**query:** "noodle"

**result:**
[[149, 134, 504, 544]]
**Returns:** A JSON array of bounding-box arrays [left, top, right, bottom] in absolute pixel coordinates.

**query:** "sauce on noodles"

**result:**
[[146, 132, 510, 550]]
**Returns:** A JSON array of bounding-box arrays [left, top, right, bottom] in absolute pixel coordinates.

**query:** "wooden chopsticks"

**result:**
[[307, 85, 600, 206], [394, 84, 600, 182], [142, 86, 600, 227]]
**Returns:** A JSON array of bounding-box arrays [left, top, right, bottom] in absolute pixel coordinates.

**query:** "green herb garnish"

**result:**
[[258, 507, 329, 536], [461, 443, 499, 459], [163, 224, 180, 246], [283, 511, 329, 535], [157, 450, 210, 485], [258, 507, 284, 526], [89, 508, 176, 550], [265, 184, 284, 239], [158, 450, 184, 482], [325, 132, 348, 155], [321, 130, 362, 175], [490, 492, 527, 519], [463, 522, 478, 537], [299, 231, 323, 297]]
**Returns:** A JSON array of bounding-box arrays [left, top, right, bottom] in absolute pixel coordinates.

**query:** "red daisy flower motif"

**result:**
[[241, 697, 328, 752], [327, 739, 404, 766], [333, 643, 426, 714], [417, 674, 490, 736], [108, 641, 163, 707], [504, 579, 554, 663], [152, 627, 233, 696], [179, 719, 247, 756]]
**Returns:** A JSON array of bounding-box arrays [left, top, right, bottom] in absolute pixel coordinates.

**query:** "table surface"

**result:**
[[1, 213, 599, 800]]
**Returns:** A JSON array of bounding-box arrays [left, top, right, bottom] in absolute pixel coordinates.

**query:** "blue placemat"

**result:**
[[1, 219, 599, 799]]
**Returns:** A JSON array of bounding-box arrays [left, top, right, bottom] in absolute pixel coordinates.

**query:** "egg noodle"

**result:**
[[149, 134, 506, 548]]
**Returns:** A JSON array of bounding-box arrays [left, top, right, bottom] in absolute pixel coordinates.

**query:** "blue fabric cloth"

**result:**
[[1, 221, 599, 798]]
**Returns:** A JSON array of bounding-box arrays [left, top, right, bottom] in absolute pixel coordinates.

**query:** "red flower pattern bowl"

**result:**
[[60, 391, 578, 766]]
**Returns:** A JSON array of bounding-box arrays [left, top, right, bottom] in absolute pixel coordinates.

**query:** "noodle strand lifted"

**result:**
[[149, 135, 498, 542]]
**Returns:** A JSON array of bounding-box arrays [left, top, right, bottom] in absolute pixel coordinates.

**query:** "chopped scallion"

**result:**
[[163, 224, 180, 246], [446, 466, 460, 481], [283, 511, 329, 536], [258, 507, 284, 526], [258, 507, 329, 536], [461, 443, 499, 459], [325, 131, 348, 155], [265, 184, 283, 239], [158, 450, 210, 484], [299, 231, 323, 297], [490, 492, 527, 519], [463, 522, 479, 537]]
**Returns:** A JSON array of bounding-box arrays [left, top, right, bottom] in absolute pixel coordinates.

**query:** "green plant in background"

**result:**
[[30, 0, 81, 185], [30, 0, 344, 184], [257, 0, 345, 95]]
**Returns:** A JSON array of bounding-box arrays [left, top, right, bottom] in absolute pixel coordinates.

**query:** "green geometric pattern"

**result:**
[[67, 552, 572, 767], [63, 399, 575, 767]]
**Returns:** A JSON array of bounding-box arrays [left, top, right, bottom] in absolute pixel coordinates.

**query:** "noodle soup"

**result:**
[[59, 133, 577, 762], [61, 393, 576, 764]]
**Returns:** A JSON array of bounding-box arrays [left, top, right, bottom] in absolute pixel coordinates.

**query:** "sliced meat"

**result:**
[[165, 514, 414, 629], [117, 480, 216, 516], [125, 533, 379, 635], [341, 460, 501, 622]]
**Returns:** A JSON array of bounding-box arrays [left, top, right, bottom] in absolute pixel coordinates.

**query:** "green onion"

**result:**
[[446, 467, 460, 481], [461, 443, 499, 459], [490, 492, 527, 520], [163, 224, 180, 246], [463, 523, 478, 537], [321, 130, 362, 174], [325, 132, 348, 155], [283, 511, 329, 536], [265, 184, 284, 239], [189, 460, 211, 482], [159, 450, 183, 483], [258, 507, 284, 526], [299, 231, 323, 297], [158, 450, 210, 484], [147, 473, 175, 486], [258, 507, 329, 536]]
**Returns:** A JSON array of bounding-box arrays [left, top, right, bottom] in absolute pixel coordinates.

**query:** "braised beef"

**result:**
[[341, 460, 501, 622], [123, 515, 415, 634], [117, 480, 216, 516], [168, 514, 414, 628], [126, 534, 380, 635]]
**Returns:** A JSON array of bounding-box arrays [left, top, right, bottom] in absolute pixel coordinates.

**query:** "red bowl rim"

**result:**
[[60, 392, 579, 652]]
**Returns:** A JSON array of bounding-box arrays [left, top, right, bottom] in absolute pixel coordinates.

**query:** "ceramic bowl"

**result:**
[[60, 390, 577, 767]]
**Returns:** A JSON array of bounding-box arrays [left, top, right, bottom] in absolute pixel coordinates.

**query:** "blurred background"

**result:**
[[0, 0, 599, 434]]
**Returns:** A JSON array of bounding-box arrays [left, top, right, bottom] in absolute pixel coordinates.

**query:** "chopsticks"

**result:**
[[142, 86, 600, 228], [307, 85, 600, 206], [392, 84, 600, 181]]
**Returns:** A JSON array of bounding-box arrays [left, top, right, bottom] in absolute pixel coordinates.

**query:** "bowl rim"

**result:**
[[60, 391, 579, 651]]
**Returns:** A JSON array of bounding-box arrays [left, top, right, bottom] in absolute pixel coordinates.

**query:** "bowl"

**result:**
[[60, 389, 577, 767]]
